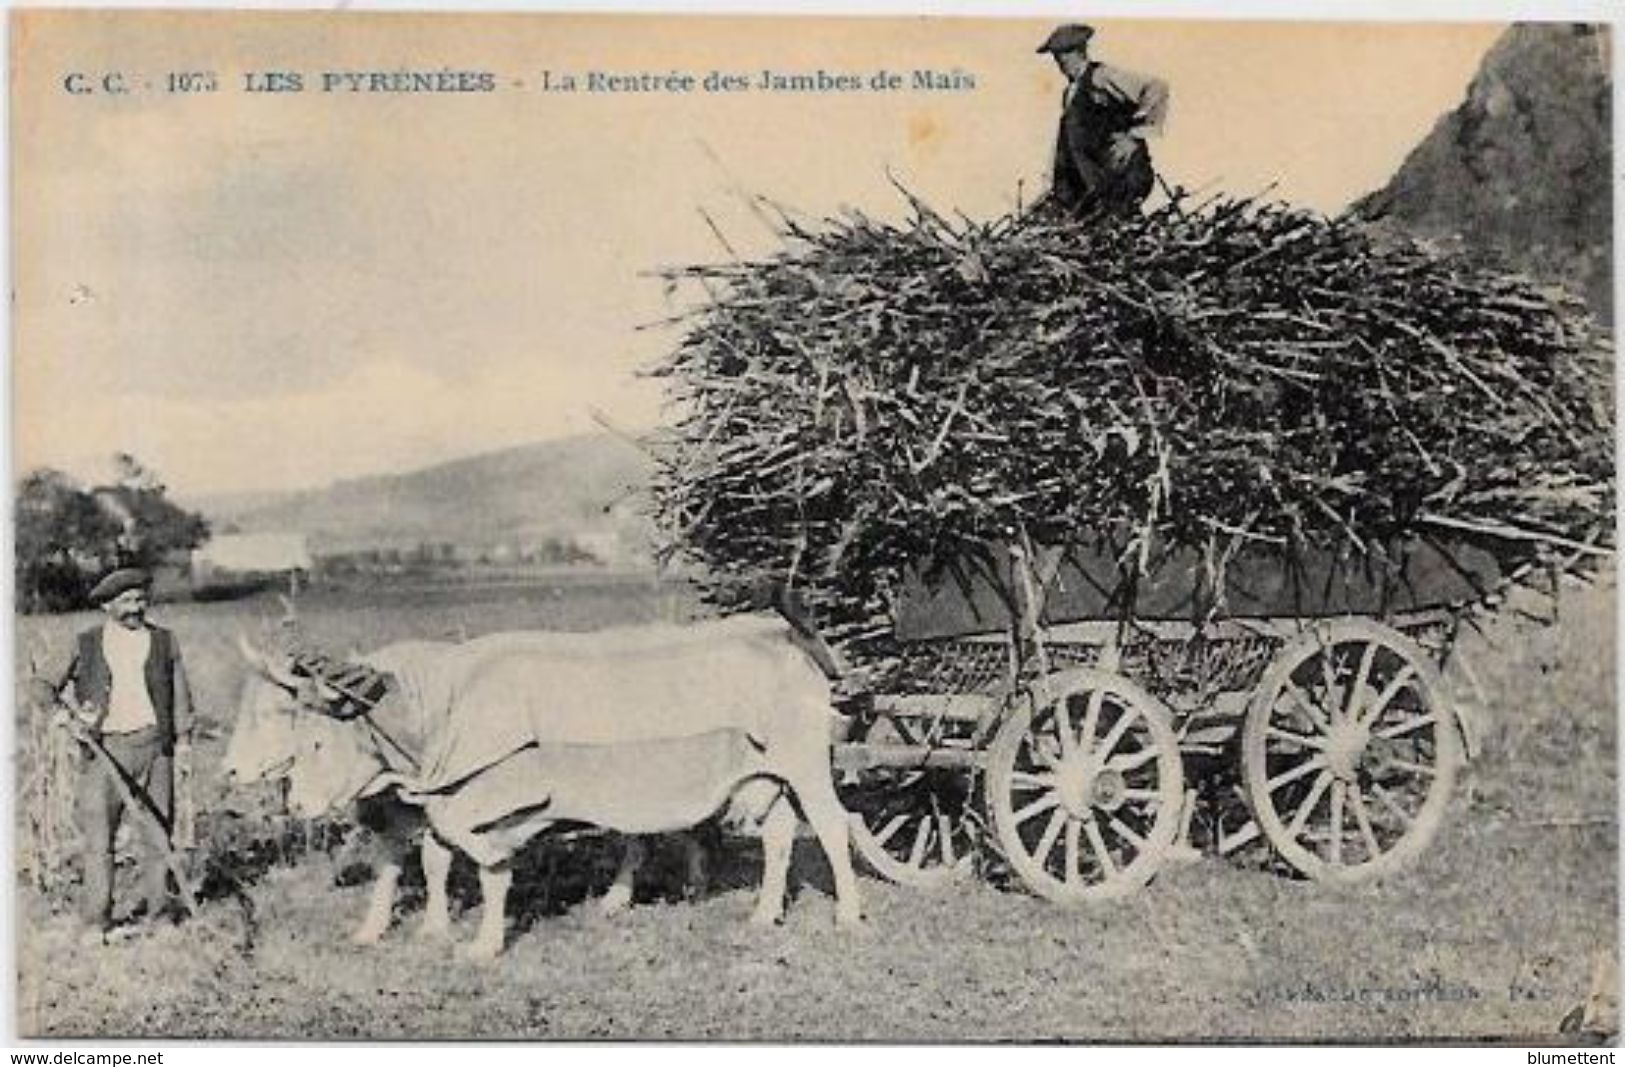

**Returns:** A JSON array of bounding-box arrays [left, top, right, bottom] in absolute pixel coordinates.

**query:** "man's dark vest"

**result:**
[[72, 625, 179, 752], [1067, 63, 1146, 153], [1051, 65, 1155, 217]]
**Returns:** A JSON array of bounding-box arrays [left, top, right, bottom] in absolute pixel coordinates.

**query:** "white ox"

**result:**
[[227, 633, 679, 943], [224, 617, 861, 959]]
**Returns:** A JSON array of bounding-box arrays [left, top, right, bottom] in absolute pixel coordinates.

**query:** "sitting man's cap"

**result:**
[[1037, 23, 1096, 54], [89, 567, 151, 605]]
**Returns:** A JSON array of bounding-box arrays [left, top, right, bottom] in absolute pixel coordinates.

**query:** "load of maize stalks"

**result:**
[[648, 195, 1613, 683]]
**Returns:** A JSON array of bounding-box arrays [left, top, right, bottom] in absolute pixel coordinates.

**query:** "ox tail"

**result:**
[[769, 588, 844, 679], [763, 582, 874, 719]]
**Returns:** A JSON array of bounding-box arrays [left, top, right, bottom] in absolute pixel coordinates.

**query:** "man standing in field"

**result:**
[[1038, 23, 1170, 218], [35, 567, 195, 945]]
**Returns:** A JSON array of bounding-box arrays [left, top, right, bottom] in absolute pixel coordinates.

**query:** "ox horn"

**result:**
[[237, 632, 304, 691]]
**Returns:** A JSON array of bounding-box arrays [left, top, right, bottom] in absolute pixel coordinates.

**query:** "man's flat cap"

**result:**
[[1037, 23, 1096, 54], [89, 567, 151, 604]]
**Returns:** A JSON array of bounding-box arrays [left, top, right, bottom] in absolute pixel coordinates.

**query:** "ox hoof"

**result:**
[[835, 908, 866, 932], [747, 909, 784, 929], [459, 938, 504, 964], [350, 923, 388, 946], [597, 887, 633, 917], [416, 919, 452, 942]]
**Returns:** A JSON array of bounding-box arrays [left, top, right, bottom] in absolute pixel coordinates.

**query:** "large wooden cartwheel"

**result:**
[[986, 669, 1185, 902], [1242, 619, 1462, 883], [839, 708, 981, 888]]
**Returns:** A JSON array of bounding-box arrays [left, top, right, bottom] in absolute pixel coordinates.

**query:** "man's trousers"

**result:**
[[75, 726, 173, 930]]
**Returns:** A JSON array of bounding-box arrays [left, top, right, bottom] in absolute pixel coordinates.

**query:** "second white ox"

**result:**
[[224, 616, 862, 958]]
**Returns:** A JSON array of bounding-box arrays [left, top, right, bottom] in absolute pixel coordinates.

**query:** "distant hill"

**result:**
[[1354, 23, 1613, 322], [192, 433, 655, 559]]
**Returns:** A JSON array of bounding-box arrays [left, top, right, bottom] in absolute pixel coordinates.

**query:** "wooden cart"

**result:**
[[831, 533, 1497, 901]]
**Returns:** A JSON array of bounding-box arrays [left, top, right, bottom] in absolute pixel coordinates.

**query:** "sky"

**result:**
[[12, 12, 1510, 495]]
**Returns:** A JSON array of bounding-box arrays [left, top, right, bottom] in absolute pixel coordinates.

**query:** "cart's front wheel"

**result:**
[[986, 669, 1185, 903], [1242, 620, 1461, 883], [839, 713, 980, 888]]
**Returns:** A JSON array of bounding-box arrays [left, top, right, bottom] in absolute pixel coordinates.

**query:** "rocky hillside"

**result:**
[[1356, 23, 1612, 321]]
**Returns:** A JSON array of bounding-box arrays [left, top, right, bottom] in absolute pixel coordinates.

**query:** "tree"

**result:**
[[13, 457, 211, 612], [15, 470, 122, 611], [99, 454, 210, 569]]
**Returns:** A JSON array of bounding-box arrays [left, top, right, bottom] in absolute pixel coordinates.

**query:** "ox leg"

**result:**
[[791, 772, 864, 929], [417, 832, 454, 940], [682, 826, 714, 901], [352, 863, 400, 945], [750, 797, 797, 927], [599, 836, 647, 917], [350, 796, 417, 945], [461, 862, 513, 963], [351, 816, 413, 944]]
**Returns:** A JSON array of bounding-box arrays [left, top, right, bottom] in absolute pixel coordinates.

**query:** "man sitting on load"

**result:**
[[1038, 23, 1170, 218]]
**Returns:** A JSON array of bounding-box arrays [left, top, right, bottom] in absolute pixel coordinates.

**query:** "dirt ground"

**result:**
[[13, 573, 1617, 1042]]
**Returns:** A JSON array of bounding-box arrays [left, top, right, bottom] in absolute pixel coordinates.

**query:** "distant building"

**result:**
[[573, 530, 622, 567], [193, 532, 313, 590], [577, 526, 654, 570]]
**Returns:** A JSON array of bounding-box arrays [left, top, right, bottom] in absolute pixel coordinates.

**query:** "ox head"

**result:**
[[224, 636, 391, 818]]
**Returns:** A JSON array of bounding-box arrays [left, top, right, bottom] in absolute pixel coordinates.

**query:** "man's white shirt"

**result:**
[[100, 622, 158, 734]]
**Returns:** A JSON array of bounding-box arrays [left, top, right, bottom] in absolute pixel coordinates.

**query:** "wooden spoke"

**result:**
[[1346, 641, 1380, 724], [1010, 770, 1056, 792], [1358, 664, 1419, 728], [1105, 746, 1159, 773], [937, 812, 956, 866], [1121, 787, 1163, 804], [872, 813, 909, 846], [1349, 782, 1382, 860], [1370, 782, 1415, 828], [1266, 753, 1327, 792], [1014, 791, 1062, 825], [1283, 682, 1332, 734], [1033, 808, 1067, 866], [1063, 818, 1082, 885], [1286, 771, 1333, 840], [1327, 780, 1346, 866], [1053, 696, 1077, 760], [1077, 689, 1104, 758], [1266, 726, 1325, 751], [1107, 815, 1149, 852], [1375, 714, 1437, 741], [1382, 757, 1438, 779], [907, 817, 932, 868], [1319, 645, 1342, 724], [1095, 705, 1138, 759], [1027, 737, 1060, 770], [1083, 815, 1117, 877]]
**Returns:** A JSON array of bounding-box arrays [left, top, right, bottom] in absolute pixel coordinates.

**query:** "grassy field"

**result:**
[[14, 572, 1617, 1042]]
